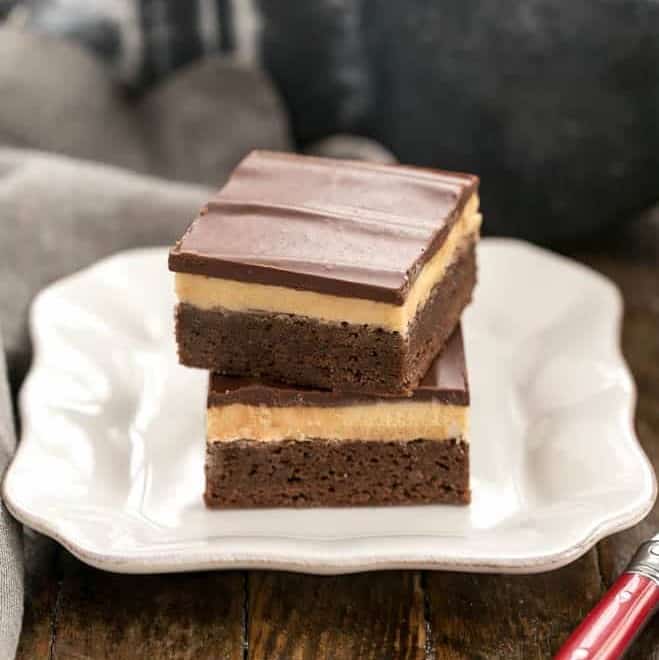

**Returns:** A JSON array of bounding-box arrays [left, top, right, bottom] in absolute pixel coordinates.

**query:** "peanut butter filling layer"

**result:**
[[176, 195, 480, 334], [207, 401, 468, 443]]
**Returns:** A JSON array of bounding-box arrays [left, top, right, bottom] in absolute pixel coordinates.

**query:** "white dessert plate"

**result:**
[[3, 239, 656, 574]]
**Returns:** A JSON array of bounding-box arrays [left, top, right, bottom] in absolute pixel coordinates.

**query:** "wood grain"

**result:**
[[247, 571, 427, 659], [426, 552, 603, 659], [50, 552, 244, 660], [15, 533, 59, 660]]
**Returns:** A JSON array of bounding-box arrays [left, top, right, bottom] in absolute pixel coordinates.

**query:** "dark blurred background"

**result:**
[[1, 0, 658, 242]]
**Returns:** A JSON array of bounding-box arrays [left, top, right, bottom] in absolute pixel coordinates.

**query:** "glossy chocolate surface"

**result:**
[[170, 151, 478, 304]]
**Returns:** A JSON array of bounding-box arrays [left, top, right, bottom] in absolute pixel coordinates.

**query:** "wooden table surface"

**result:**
[[15, 213, 659, 659]]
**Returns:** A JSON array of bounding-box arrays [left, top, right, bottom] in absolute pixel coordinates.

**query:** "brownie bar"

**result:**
[[205, 439, 469, 508], [170, 150, 480, 395], [205, 328, 470, 508]]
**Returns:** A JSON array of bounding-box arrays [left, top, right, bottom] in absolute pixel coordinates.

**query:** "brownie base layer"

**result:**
[[205, 438, 470, 508], [177, 244, 476, 396]]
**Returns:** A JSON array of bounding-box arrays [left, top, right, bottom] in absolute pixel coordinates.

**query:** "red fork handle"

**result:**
[[555, 572, 659, 659], [555, 541, 659, 660]]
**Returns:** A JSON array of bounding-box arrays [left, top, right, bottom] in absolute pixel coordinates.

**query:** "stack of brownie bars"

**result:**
[[169, 150, 481, 508]]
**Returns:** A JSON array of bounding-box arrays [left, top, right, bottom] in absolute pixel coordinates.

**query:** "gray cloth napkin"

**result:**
[[0, 332, 22, 658], [0, 26, 290, 188], [0, 146, 211, 391]]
